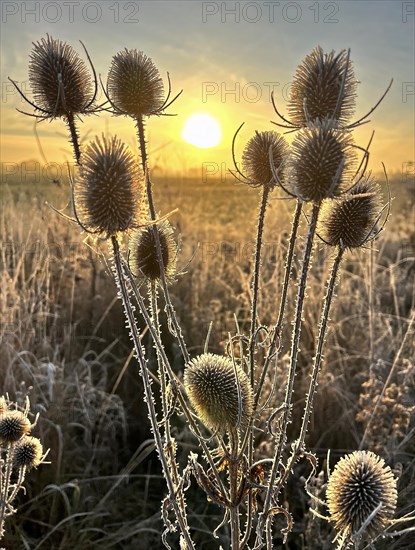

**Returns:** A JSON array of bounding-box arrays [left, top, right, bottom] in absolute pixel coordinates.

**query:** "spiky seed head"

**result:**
[[129, 220, 177, 283], [327, 451, 397, 544], [0, 411, 31, 443], [75, 135, 143, 237], [241, 131, 289, 189], [0, 396, 8, 414], [29, 34, 94, 117], [318, 177, 382, 248], [107, 49, 165, 117], [184, 353, 253, 432], [13, 436, 43, 470], [288, 46, 357, 127], [289, 120, 353, 203]]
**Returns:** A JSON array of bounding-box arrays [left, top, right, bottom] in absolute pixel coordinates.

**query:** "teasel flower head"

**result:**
[[184, 353, 253, 432], [318, 177, 382, 248], [0, 410, 31, 444], [23, 34, 96, 119], [13, 436, 43, 470], [107, 49, 166, 117], [326, 450, 398, 546], [289, 120, 354, 204], [241, 131, 289, 189], [129, 220, 178, 283], [74, 135, 143, 238], [287, 46, 357, 128]]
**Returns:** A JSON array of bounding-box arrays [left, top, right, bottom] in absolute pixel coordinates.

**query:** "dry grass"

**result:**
[[0, 173, 414, 549]]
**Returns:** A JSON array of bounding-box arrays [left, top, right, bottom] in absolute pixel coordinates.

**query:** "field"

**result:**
[[0, 171, 414, 549]]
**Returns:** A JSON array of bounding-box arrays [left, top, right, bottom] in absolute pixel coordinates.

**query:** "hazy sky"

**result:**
[[1, 0, 414, 179]]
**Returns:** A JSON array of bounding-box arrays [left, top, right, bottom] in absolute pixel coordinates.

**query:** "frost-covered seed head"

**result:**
[[318, 177, 382, 248], [75, 135, 143, 237], [289, 120, 353, 203], [0, 411, 31, 443], [327, 450, 398, 544], [184, 353, 253, 432], [288, 46, 357, 127], [129, 220, 177, 283], [242, 131, 288, 189], [107, 49, 165, 117], [29, 34, 94, 117], [13, 436, 43, 470]]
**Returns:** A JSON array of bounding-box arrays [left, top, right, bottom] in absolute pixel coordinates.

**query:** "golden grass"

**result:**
[[0, 175, 414, 548]]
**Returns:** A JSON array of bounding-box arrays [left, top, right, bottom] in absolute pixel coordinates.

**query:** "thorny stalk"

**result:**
[[257, 203, 320, 547], [241, 199, 302, 548], [126, 264, 228, 497], [249, 186, 270, 386], [0, 444, 14, 539], [66, 112, 81, 165], [254, 199, 303, 412], [135, 116, 189, 363], [297, 245, 344, 448], [229, 430, 241, 549], [111, 236, 195, 550]]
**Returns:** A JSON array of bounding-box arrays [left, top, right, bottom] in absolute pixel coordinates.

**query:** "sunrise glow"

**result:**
[[182, 114, 221, 149]]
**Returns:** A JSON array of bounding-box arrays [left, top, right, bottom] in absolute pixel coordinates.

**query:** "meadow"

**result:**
[[1, 170, 414, 549]]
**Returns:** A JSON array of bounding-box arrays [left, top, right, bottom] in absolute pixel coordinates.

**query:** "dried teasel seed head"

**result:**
[[107, 49, 165, 117], [129, 220, 177, 283], [0, 410, 31, 444], [29, 34, 94, 117], [75, 135, 143, 237], [184, 353, 253, 432], [327, 450, 397, 545], [318, 177, 382, 248], [13, 436, 43, 470], [242, 131, 288, 189], [288, 46, 357, 127], [289, 120, 354, 203]]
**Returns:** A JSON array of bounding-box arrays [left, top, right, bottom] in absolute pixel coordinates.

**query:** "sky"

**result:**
[[1, 0, 414, 181]]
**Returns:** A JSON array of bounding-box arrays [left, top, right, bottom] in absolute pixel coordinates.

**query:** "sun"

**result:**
[[182, 114, 221, 148]]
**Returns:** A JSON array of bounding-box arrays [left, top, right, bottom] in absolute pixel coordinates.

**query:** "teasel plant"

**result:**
[[14, 37, 415, 549], [9, 34, 100, 164], [0, 396, 47, 540]]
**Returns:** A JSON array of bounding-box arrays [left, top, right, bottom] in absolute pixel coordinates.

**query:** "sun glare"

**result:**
[[182, 114, 221, 148]]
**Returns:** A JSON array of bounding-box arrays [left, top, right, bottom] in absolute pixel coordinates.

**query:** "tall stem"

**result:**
[[66, 112, 81, 165], [135, 115, 189, 363], [229, 431, 241, 549], [298, 246, 344, 447], [254, 200, 303, 411], [240, 201, 302, 549], [127, 264, 228, 498], [249, 186, 269, 387], [111, 236, 195, 550], [368, 240, 374, 364], [257, 203, 320, 546]]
